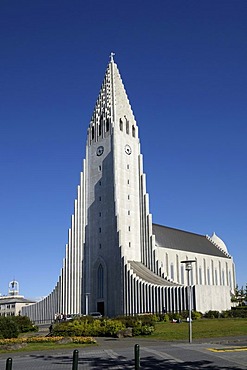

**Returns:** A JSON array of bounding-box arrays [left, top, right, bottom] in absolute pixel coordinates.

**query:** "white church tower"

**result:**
[[22, 55, 235, 322], [84, 53, 157, 316]]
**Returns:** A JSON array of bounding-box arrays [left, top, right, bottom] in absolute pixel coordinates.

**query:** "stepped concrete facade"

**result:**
[[22, 55, 235, 322]]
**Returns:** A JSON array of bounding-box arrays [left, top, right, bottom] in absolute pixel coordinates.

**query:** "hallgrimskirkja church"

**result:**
[[23, 55, 235, 322]]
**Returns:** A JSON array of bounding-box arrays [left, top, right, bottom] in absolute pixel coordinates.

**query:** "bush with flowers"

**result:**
[[0, 336, 96, 346]]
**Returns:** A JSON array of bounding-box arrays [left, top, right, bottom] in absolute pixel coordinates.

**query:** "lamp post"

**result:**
[[181, 259, 196, 343], [85, 293, 90, 316]]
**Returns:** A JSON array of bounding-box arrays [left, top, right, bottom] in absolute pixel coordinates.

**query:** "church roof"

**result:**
[[129, 261, 180, 287], [207, 232, 228, 254], [153, 223, 231, 258]]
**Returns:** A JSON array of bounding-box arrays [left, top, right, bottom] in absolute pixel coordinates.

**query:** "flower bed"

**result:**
[[0, 336, 96, 345]]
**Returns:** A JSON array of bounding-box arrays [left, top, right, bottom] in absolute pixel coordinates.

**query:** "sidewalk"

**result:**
[[0, 335, 247, 369]]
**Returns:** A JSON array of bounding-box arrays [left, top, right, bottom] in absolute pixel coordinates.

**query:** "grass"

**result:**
[[0, 318, 246, 353], [151, 318, 247, 341]]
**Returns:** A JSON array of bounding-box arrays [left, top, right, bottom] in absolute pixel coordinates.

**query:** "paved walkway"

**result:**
[[0, 335, 247, 369]]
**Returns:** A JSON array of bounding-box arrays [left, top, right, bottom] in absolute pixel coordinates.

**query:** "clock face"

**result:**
[[96, 146, 104, 156], [125, 144, 132, 155]]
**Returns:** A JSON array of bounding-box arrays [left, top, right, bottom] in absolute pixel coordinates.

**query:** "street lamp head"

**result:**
[[181, 260, 196, 271]]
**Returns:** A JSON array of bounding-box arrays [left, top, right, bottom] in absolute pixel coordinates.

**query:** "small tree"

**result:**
[[232, 285, 246, 306], [11, 315, 37, 333], [0, 317, 19, 339]]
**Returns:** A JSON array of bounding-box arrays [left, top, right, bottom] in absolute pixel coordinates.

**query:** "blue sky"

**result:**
[[0, 0, 246, 299]]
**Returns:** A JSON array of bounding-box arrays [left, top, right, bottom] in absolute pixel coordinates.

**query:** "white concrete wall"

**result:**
[[195, 285, 232, 313]]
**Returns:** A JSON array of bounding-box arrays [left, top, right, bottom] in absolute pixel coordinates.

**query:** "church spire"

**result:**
[[87, 55, 138, 145]]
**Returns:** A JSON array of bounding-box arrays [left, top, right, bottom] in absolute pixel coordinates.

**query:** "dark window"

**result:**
[[119, 119, 123, 131], [97, 264, 104, 298], [99, 116, 103, 136], [132, 125, 135, 137], [106, 118, 110, 131], [126, 121, 129, 134]]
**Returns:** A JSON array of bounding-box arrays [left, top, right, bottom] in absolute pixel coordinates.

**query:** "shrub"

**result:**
[[0, 317, 19, 339], [52, 315, 155, 337], [168, 313, 182, 321], [102, 320, 125, 336], [230, 309, 247, 318], [192, 311, 202, 320], [52, 318, 125, 337], [158, 313, 170, 322], [11, 316, 38, 333], [204, 310, 221, 319], [116, 316, 155, 336]]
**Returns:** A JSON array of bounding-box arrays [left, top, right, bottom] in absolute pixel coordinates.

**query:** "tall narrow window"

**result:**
[[97, 264, 104, 298], [207, 268, 211, 285], [180, 265, 184, 284], [170, 263, 174, 280], [203, 259, 207, 284], [199, 267, 202, 284], [132, 125, 135, 137], [211, 260, 214, 285], [99, 116, 103, 136], [106, 118, 110, 131], [126, 121, 129, 134], [166, 253, 169, 275], [176, 255, 179, 282], [92, 126, 95, 140], [219, 261, 222, 285], [215, 269, 218, 285], [119, 118, 123, 131], [225, 262, 229, 285], [229, 271, 232, 290]]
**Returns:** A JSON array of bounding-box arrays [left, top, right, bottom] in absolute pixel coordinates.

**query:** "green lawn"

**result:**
[[151, 318, 247, 341], [1, 318, 246, 353]]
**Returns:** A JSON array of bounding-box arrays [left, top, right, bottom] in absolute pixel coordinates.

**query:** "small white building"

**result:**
[[0, 280, 35, 317]]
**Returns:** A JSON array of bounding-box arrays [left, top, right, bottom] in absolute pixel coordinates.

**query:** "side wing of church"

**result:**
[[22, 56, 235, 322]]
